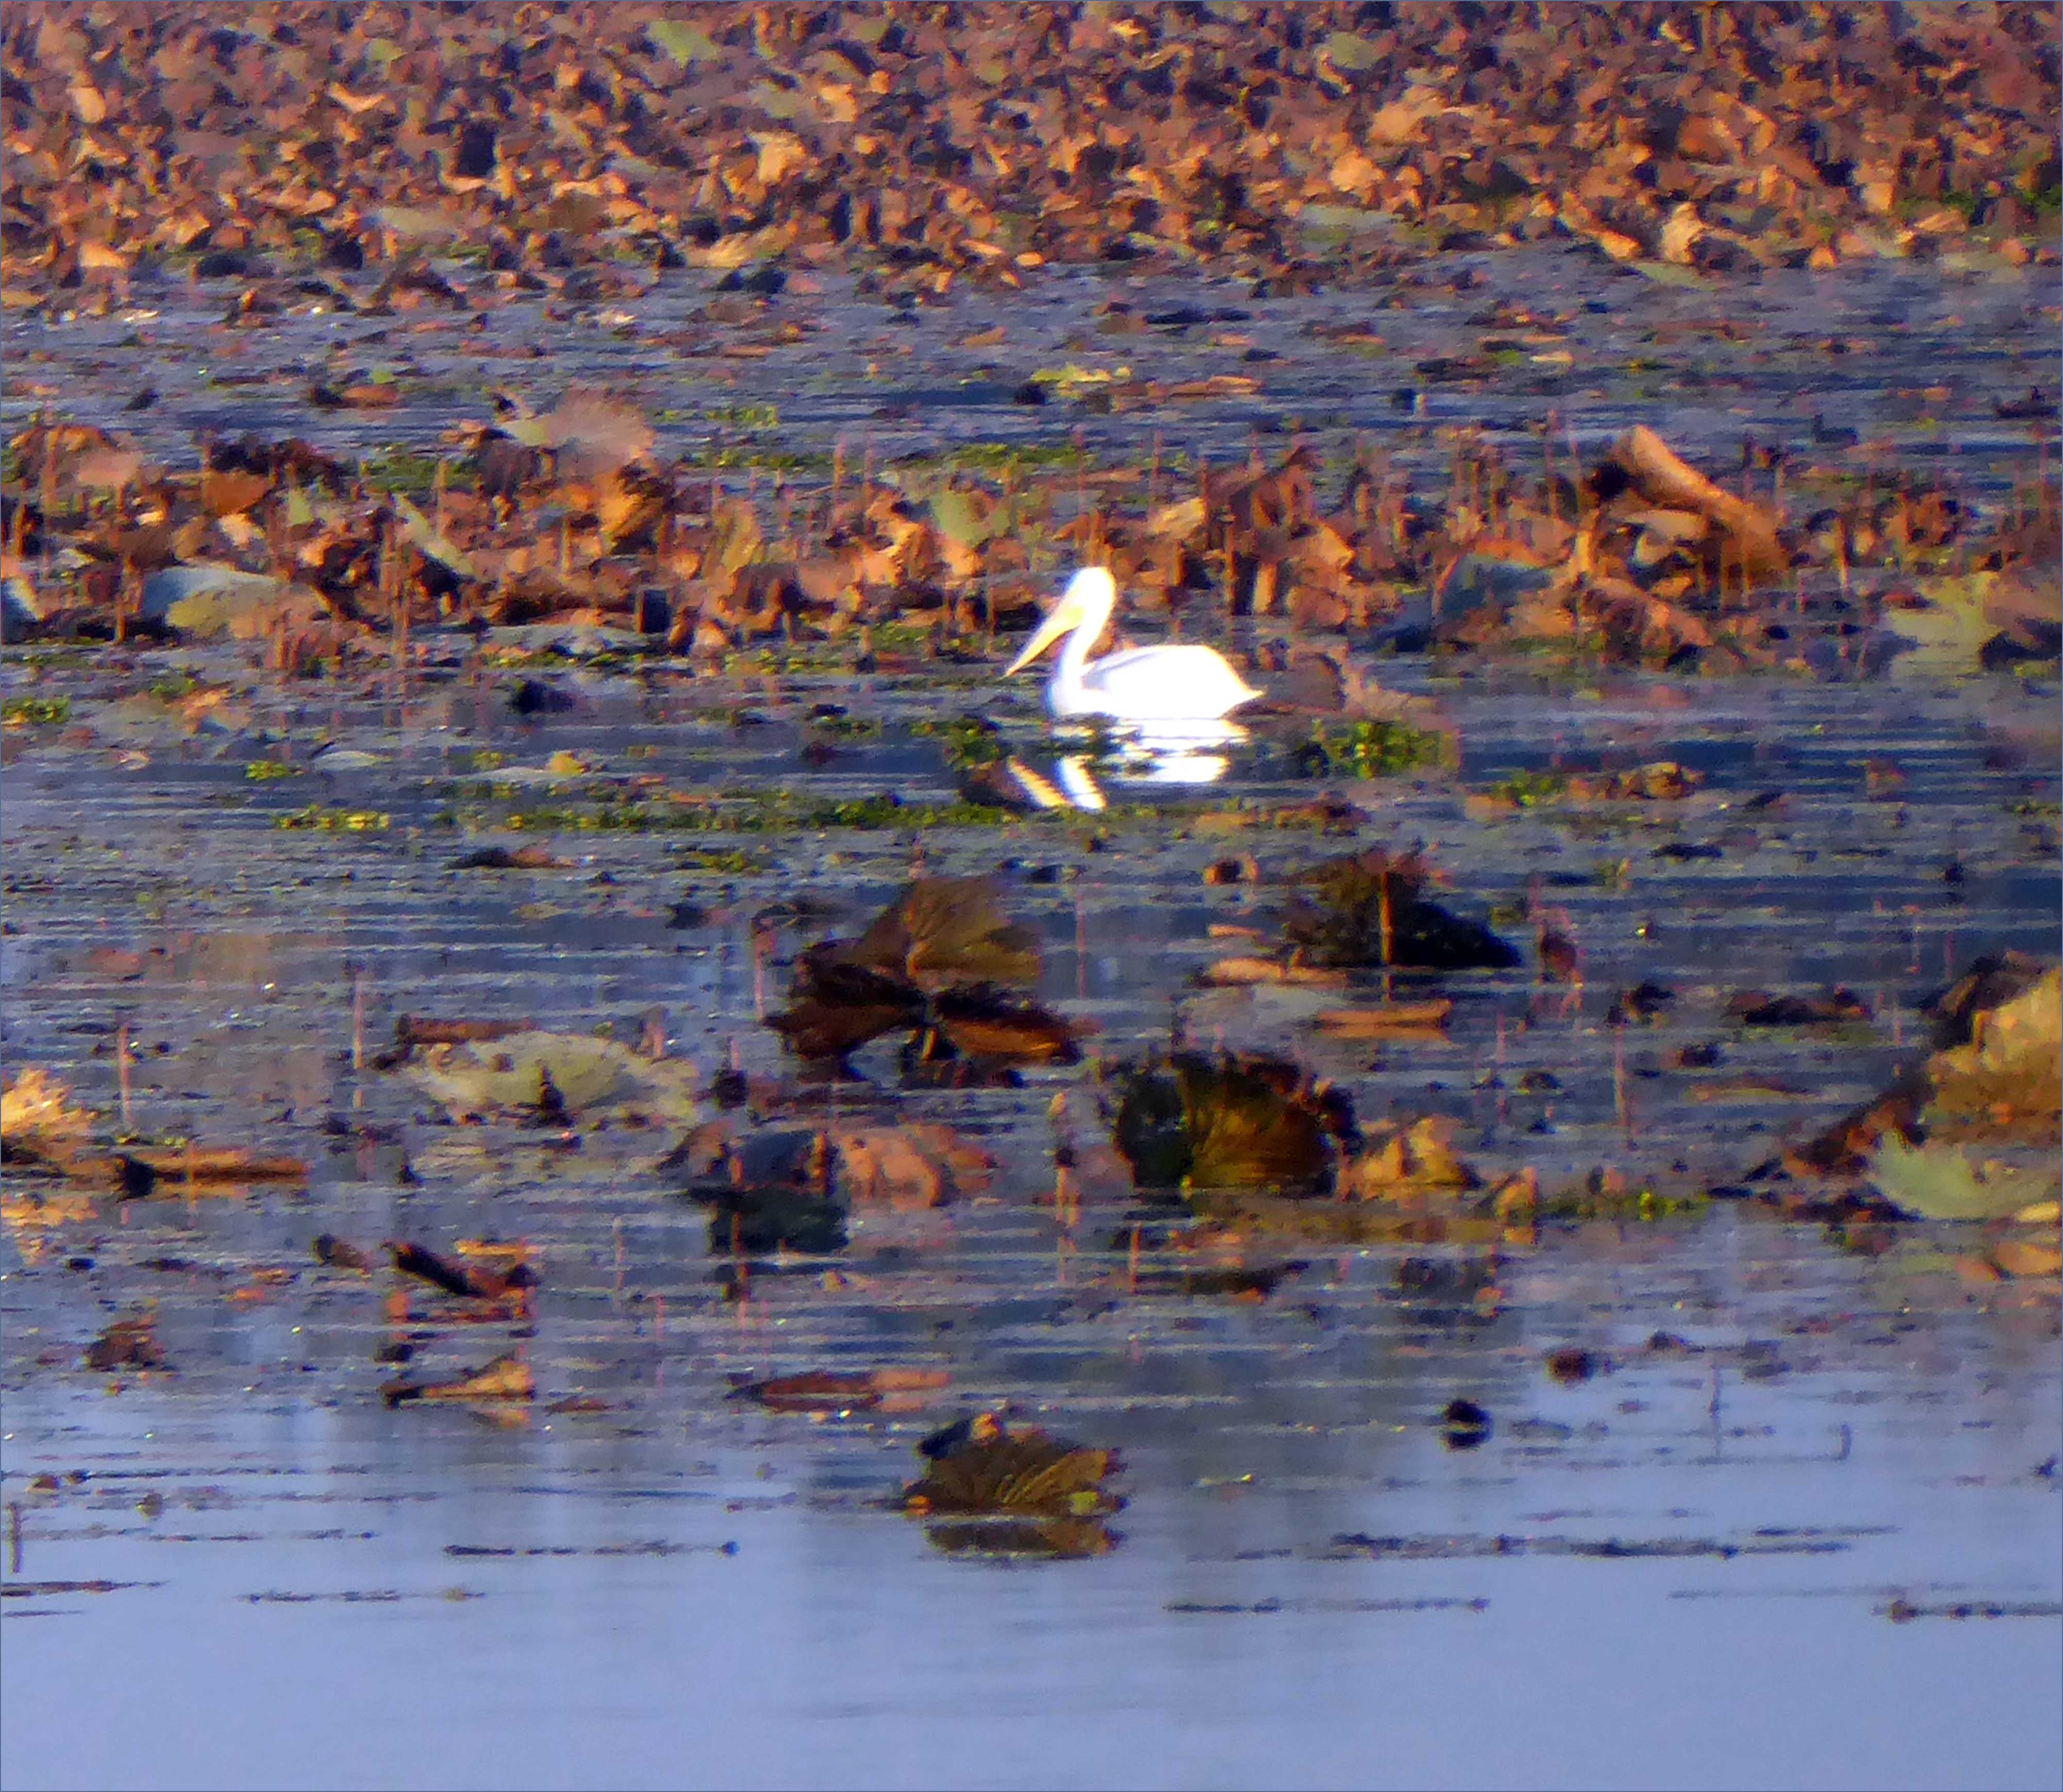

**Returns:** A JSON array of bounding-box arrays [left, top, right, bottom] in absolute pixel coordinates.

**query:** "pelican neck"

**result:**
[[1055, 596, 1111, 690]]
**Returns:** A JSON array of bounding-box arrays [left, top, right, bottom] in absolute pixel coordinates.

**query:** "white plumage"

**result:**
[[1003, 568, 1263, 724]]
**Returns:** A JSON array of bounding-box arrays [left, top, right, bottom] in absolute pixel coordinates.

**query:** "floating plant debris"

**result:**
[[1111, 1052, 1349, 1198], [0, 7, 2056, 1781], [903, 1414, 1125, 1520]]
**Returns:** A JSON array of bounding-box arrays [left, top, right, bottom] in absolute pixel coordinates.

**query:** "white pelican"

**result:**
[[1004, 568, 1263, 724]]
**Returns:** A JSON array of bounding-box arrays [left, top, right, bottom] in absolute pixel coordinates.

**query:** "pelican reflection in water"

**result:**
[[995, 721, 1245, 814]]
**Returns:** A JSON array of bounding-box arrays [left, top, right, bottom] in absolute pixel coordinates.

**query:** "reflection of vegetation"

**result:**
[[449, 792, 1018, 834], [0, 646, 94, 671], [244, 759, 296, 781], [809, 714, 884, 740], [866, 619, 945, 651], [1185, 1190, 1516, 1244], [669, 1122, 848, 1256], [701, 1188, 848, 1256], [702, 402, 780, 430], [924, 1519, 1119, 1559], [699, 444, 825, 473], [670, 845, 771, 874]]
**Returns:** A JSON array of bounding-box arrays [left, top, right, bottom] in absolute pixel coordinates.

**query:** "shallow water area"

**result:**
[[5, 240, 2062, 1790], [5, 658, 2059, 1790], [4, 1216, 2060, 1791]]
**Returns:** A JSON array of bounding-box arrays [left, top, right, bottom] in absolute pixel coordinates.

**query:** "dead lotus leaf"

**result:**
[[110, 1147, 307, 1191], [1923, 952, 2051, 1051], [1867, 1134, 2059, 1223], [830, 1122, 993, 1210], [2, 1066, 97, 1168], [1802, 968, 2057, 1181], [86, 1315, 167, 1373], [904, 1424, 1123, 1518], [384, 1353, 534, 1407], [405, 1031, 699, 1123], [1314, 1000, 1454, 1037], [1922, 967, 2060, 1143], [1990, 1239, 2062, 1280], [1342, 1116, 1482, 1200], [847, 876, 1041, 991], [771, 878, 1061, 1064], [1607, 427, 1789, 579], [3, 1069, 300, 1192], [1199, 956, 1349, 989], [930, 987, 1083, 1064], [388, 1240, 534, 1305], [731, 1369, 951, 1414]]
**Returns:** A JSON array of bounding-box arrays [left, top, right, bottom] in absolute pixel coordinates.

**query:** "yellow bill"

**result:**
[[1004, 592, 1082, 676]]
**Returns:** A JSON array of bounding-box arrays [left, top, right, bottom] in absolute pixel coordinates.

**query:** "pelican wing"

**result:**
[[1070, 644, 1260, 722]]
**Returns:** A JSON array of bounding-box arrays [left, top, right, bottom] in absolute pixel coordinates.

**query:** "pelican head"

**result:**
[[1006, 568, 1117, 675]]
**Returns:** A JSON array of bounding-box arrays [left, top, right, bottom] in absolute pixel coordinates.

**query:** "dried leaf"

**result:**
[[384, 1353, 534, 1406], [2, 1067, 96, 1167], [732, 1369, 951, 1414], [647, 19, 720, 64], [86, 1315, 166, 1373], [1281, 849, 1520, 972], [1114, 1053, 1338, 1196], [1867, 1134, 2058, 1222], [404, 1031, 699, 1123], [830, 1122, 994, 1210], [904, 1420, 1123, 1517], [1342, 1116, 1481, 1199]]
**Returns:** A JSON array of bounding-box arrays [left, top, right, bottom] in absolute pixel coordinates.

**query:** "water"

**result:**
[[5, 1214, 2058, 1789], [4, 246, 2060, 1789]]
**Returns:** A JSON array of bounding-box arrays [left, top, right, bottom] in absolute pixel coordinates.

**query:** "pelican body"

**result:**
[[1004, 568, 1262, 724]]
